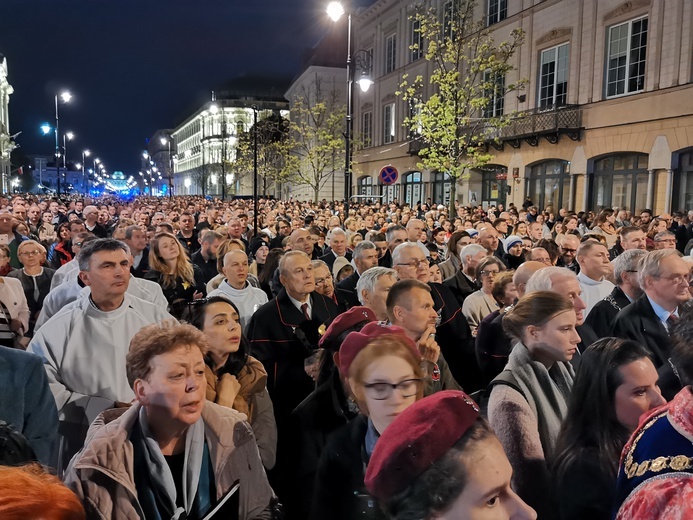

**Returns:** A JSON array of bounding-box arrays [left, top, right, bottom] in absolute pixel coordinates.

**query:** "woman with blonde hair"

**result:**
[[145, 232, 206, 317], [311, 323, 424, 520]]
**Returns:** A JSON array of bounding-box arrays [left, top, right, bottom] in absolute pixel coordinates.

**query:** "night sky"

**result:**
[[1, 0, 373, 175]]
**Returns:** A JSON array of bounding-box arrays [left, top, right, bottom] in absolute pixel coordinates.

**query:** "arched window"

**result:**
[[403, 171, 424, 206], [526, 160, 570, 210], [592, 153, 648, 213], [432, 172, 452, 205]]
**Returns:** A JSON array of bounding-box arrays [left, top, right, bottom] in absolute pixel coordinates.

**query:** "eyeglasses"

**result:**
[[480, 269, 500, 277], [561, 248, 577, 253], [396, 259, 429, 269], [19, 250, 42, 256], [73, 242, 84, 247], [315, 277, 333, 287], [654, 274, 689, 285], [363, 378, 423, 400]]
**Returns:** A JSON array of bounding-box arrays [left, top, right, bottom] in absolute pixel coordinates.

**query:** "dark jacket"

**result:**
[[611, 294, 673, 368], [318, 250, 352, 271], [311, 415, 385, 520], [336, 271, 360, 309], [429, 282, 476, 391], [585, 286, 631, 338], [177, 230, 200, 254], [144, 264, 207, 317], [191, 249, 218, 283], [247, 289, 340, 425], [85, 222, 108, 239], [7, 267, 55, 336], [442, 269, 479, 307], [475, 309, 511, 386], [286, 370, 357, 519], [131, 247, 150, 278]]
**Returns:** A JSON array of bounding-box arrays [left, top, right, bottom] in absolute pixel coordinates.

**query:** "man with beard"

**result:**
[[556, 234, 580, 273]]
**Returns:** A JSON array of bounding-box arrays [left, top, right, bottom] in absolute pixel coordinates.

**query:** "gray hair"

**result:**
[[356, 267, 397, 305], [525, 266, 577, 294], [639, 249, 683, 288], [612, 249, 646, 285], [458, 244, 487, 268], [353, 240, 376, 261], [654, 230, 675, 242], [391, 242, 421, 265], [77, 238, 130, 271], [311, 259, 330, 272], [330, 228, 347, 239], [385, 225, 406, 242], [278, 250, 311, 276]]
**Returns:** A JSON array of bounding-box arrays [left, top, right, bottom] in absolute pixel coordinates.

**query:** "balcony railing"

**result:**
[[408, 103, 583, 154]]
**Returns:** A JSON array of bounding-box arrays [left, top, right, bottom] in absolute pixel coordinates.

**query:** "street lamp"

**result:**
[[160, 136, 174, 198], [327, 2, 373, 202], [82, 149, 91, 194], [62, 131, 74, 193], [54, 91, 72, 196]]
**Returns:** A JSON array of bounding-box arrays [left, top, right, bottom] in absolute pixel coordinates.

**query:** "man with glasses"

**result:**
[[312, 259, 348, 311], [391, 243, 476, 390], [653, 231, 677, 250], [556, 234, 580, 273], [337, 241, 379, 308], [612, 250, 692, 397]]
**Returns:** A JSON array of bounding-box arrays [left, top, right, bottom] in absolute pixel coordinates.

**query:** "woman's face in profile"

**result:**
[[435, 436, 536, 520]]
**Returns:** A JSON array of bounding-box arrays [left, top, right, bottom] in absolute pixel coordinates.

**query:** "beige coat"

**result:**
[[64, 402, 274, 520]]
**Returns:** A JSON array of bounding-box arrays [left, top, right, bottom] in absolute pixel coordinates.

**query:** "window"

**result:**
[[527, 160, 570, 211], [411, 19, 423, 61], [383, 103, 395, 144], [593, 153, 648, 214], [408, 101, 422, 137], [361, 111, 373, 148], [385, 34, 397, 74], [539, 43, 569, 108], [443, 1, 457, 39], [606, 17, 648, 97], [487, 0, 507, 26], [483, 72, 505, 118]]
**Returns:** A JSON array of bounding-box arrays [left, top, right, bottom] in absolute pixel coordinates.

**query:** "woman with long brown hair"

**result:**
[[145, 232, 206, 317]]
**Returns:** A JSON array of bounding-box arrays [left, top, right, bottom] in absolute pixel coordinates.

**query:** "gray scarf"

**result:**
[[506, 342, 575, 462], [137, 407, 206, 519]]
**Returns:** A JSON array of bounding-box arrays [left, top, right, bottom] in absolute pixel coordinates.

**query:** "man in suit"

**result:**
[[443, 243, 486, 307], [586, 249, 645, 337], [336, 240, 379, 308], [612, 250, 692, 398], [318, 228, 352, 270], [123, 225, 149, 278]]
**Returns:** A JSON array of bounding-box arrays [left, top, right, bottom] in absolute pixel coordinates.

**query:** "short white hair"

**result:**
[[391, 242, 422, 265], [356, 267, 396, 304], [612, 249, 646, 285], [525, 266, 577, 294], [639, 249, 683, 288], [458, 244, 487, 268]]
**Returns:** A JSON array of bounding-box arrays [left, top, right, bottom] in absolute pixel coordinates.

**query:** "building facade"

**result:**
[[0, 54, 15, 195], [352, 0, 693, 214], [170, 77, 290, 198]]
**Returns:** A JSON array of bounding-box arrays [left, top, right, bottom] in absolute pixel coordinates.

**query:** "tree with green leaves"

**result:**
[[398, 0, 525, 216], [233, 112, 289, 198], [281, 79, 346, 203]]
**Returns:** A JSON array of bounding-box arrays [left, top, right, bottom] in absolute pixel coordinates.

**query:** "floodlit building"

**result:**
[[351, 0, 693, 214], [0, 53, 15, 195]]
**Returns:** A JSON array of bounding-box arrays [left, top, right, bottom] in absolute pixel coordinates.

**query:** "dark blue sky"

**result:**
[[1, 0, 373, 174]]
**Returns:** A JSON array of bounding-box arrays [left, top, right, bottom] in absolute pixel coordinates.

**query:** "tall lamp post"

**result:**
[[160, 136, 174, 198], [62, 131, 74, 192], [54, 91, 72, 196], [81, 149, 90, 194], [327, 2, 373, 203]]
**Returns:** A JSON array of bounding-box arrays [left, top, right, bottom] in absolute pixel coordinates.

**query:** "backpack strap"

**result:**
[[488, 370, 525, 401]]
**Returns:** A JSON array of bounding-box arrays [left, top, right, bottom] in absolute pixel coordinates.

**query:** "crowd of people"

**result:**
[[0, 192, 692, 519]]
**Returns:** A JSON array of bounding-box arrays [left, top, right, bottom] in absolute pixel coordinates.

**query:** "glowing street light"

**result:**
[[54, 90, 72, 195]]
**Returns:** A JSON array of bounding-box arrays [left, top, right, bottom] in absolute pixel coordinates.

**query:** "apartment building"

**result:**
[[352, 0, 693, 213]]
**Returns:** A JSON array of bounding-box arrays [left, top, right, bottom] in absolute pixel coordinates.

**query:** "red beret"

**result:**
[[364, 390, 481, 502], [338, 321, 420, 377], [318, 306, 376, 351]]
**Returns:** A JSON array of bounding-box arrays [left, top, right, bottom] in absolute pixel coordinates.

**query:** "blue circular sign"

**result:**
[[379, 165, 398, 185]]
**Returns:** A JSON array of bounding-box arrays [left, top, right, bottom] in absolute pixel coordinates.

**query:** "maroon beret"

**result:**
[[364, 390, 481, 502], [318, 306, 376, 351], [338, 321, 420, 377]]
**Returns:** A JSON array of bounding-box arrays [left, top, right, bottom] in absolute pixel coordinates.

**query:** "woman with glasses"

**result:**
[[311, 323, 425, 520], [146, 232, 206, 318], [8, 240, 55, 337], [461, 256, 506, 336], [185, 296, 277, 470]]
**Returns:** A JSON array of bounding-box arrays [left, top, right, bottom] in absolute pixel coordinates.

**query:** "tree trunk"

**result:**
[[448, 178, 457, 218]]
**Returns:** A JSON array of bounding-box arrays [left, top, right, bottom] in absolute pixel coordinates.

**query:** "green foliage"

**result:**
[[280, 78, 346, 203], [398, 0, 525, 215]]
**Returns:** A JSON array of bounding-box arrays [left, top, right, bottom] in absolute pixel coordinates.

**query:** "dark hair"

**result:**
[[670, 306, 693, 386], [258, 248, 284, 287], [76, 238, 130, 271], [445, 230, 470, 261], [535, 238, 559, 264], [184, 296, 250, 378], [553, 338, 653, 485], [383, 418, 494, 519]]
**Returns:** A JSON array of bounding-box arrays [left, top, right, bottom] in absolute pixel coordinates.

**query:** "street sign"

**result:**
[[379, 165, 398, 185]]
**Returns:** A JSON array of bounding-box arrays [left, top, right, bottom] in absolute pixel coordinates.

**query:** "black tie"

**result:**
[[301, 303, 310, 321]]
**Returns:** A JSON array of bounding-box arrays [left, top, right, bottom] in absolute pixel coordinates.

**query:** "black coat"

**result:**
[[442, 270, 479, 307], [191, 250, 218, 283], [131, 247, 150, 278], [428, 282, 477, 391], [336, 271, 360, 309], [611, 294, 673, 368], [144, 264, 207, 317], [311, 415, 386, 520], [247, 289, 340, 425], [475, 309, 511, 386], [318, 250, 352, 271], [585, 286, 631, 338], [177, 230, 200, 254], [86, 222, 108, 238], [284, 370, 357, 519]]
